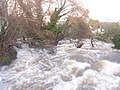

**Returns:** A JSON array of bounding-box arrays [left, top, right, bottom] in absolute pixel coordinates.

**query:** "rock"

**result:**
[[60, 74, 72, 82], [76, 69, 85, 77], [91, 60, 108, 72], [68, 67, 78, 76], [7, 45, 17, 59], [77, 43, 84, 48]]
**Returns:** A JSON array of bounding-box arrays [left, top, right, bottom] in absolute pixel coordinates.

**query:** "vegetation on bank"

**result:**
[[112, 34, 120, 49], [0, 0, 91, 66], [89, 19, 120, 46]]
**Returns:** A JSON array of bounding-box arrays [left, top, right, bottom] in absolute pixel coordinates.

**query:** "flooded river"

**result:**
[[0, 39, 120, 90]]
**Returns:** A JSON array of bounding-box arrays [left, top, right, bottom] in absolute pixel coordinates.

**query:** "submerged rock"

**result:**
[[60, 74, 72, 82], [76, 69, 85, 77], [91, 60, 108, 72]]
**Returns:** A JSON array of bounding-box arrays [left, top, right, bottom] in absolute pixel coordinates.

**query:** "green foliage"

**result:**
[[0, 19, 8, 50], [89, 19, 100, 29], [47, 21, 69, 37], [112, 34, 120, 49], [0, 19, 7, 36], [47, 7, 69, 35], [47, 22, 58, 33], [89, 19, 99, 24], [0, 55, 11, 65], [96, 22, 120, 42], [47, 8, 61, 34], [65, 17, 91, 39]]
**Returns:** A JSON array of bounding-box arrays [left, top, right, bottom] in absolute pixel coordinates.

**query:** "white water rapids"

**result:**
[[0, 39, 120, 90]]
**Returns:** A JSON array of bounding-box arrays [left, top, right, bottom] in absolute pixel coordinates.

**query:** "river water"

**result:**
[[0, 39, 120, 90]]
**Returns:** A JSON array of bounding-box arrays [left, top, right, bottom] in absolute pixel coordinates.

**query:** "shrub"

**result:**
[[112, 34, 120, 49], [0, 56, 11, 66]]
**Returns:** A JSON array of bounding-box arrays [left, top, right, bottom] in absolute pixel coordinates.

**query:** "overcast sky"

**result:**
[[83, 0, 120, 22]]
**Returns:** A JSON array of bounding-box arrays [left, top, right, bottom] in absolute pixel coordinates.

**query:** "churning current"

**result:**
[[0, 39, 120, 90]]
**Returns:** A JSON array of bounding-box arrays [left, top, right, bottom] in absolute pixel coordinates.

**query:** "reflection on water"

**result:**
[[0, 39, 120, 90]]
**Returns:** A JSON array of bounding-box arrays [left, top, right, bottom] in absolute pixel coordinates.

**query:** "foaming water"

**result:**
[[0, 39, 120, 90]]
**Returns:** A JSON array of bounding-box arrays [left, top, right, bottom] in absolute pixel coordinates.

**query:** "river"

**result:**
[[0, 39, 120, 90]]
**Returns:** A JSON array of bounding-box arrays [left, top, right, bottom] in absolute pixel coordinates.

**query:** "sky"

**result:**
[[83, 0, 120, 22]]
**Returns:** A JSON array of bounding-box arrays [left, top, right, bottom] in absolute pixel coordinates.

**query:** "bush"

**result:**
[[0, 46, 17, 66], [0, 56, 11, 65], [112, 34, 120, 49]]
